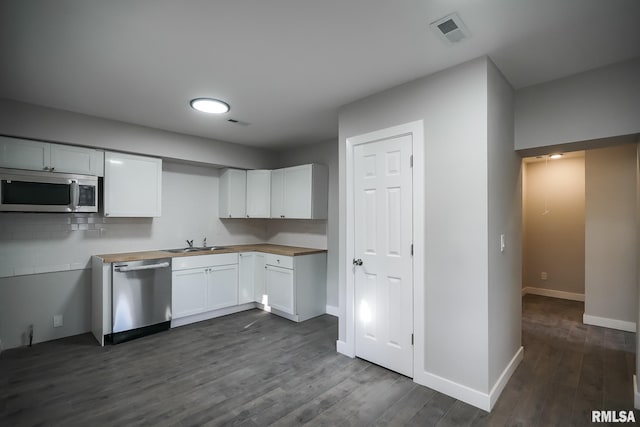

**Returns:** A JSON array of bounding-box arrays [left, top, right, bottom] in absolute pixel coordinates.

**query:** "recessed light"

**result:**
[[190, 98, 230, 114], [549, 153, 563, 159]]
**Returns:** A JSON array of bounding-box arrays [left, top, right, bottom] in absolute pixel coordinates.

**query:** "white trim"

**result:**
[[171, 303, 257, 328], [413, 346, 523, 412], [325, 305, 339, 317], [488, 346, 524, 411], [521, 286, 585, 302], [344, 120, 425, 377], [336, 340, 354, 357], [414, 370, 491, 411], [634, 375, 640, 409], [583, 314, 636, 332]]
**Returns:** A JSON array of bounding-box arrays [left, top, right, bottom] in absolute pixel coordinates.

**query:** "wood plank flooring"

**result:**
[[0, 295, 637, 426]]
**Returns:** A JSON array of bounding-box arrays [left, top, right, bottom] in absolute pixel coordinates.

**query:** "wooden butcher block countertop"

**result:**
[[96, 244, 327, 263]]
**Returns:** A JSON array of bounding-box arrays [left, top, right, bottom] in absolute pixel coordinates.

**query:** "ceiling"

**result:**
[[1, 1, 639, 149]]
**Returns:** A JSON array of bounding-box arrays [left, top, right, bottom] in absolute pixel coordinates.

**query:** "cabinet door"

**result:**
[[104, 152, 162, 217], [172, 268, 208, 319], [206, 264, 238, 310], [254, 253, 266, 303], [270, 168, 285, 218], [50, 143, 104, 176], [219, 169, 246, 218], [283, 164, 313, 219], [0, 136, 50, 171], [246, 170, 271, 218], [238, 253, 255, 305], [265, 265, 295, 314]]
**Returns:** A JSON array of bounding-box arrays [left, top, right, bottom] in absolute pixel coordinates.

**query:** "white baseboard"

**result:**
[[489, 346, 524, 411], [414, 370, 491, 411], [413, 346, 523, 412], [634, 375, 640, 409], [521, 286, 584, 302], [325, 305, 339, 317], [583, 314, 636, 332], [336, 340, 354, 357]]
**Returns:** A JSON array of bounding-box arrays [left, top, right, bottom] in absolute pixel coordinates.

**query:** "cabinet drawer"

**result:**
[[172, 253, 238, 271], [264, 253, 293, 269]]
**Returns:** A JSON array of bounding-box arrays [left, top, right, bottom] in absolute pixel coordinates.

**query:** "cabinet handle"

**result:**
[[50, 167, 55, 171], [229, 214, 232, 218], [247, 215, 250, 218], [43, 166, 49, 171], [280, 215, 285, 218]]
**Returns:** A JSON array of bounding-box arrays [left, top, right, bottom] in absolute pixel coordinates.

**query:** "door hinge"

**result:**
[[411, 333, 414, 345], [410, 155, 413, 168], [411, 243, 413, 256]]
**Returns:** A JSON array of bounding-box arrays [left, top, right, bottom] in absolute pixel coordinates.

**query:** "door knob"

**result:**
[[353, 258, 363, 266]]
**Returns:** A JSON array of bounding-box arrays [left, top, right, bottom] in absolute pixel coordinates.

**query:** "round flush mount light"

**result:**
[[549, 153, 563, 159], [190, 98, 230, 114]]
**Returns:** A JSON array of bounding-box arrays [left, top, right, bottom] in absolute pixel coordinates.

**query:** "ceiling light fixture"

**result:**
[[549, 153, 563, 159], [190, 98, 230, 114]]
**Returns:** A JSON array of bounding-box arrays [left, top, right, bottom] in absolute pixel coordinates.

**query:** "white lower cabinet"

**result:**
[[171, 253, 238, 324], [239, 252, 266, 305], [265, 264, 295, 314], [172, 268, 208, 318], [171, 250, 326, 326], [206, 264, 238, 310], [263, 252, 327, 322]]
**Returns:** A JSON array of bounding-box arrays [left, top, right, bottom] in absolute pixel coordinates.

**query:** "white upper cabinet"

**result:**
[[246, 169, 271, 218], [50, 143, 104, 176], [219, 168, 246, 218], [104, 151, 162, 217], [0, 136, 104, 176], [271, 164, 328, 219], [270, 168, 285, 219]]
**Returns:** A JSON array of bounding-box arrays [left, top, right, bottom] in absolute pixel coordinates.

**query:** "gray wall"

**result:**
[[515, 57, 640, 153], [0, 98, 278, 169], [487, 60, 522, 388], [268, 140, 339, 309], [584, 143, 638, 326], [339, 57, 521, 396]]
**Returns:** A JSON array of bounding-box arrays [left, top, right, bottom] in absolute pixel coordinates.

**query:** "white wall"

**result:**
[[522, 156, 585, 295], [584, 143, 638, 330], [487, 60, 522, 389], [0, 161, 269, 349], [515, 57, 640, 153], [339, 57, 511, 403], [0, 98, 278, 169]]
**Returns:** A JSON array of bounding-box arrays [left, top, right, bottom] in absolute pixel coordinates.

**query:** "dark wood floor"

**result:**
[[0, 295, 637, 426]]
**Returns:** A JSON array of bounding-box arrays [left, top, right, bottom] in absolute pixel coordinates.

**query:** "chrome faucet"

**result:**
[[202, 237, 207, 248], [186, 239, 194, 248]]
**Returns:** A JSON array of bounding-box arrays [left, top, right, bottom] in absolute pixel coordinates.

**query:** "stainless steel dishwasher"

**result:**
[[111, 258, 172, 344]]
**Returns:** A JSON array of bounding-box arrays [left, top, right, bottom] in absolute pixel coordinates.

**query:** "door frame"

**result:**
[[343, 120, 425, 379]]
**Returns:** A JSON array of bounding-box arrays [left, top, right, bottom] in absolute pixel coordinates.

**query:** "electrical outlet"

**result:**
[[53, 314, 63, 328], [541, 272, 548, 280]]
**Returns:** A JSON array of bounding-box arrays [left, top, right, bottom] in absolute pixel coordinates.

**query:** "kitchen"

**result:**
[[1, 1, 640, 425]]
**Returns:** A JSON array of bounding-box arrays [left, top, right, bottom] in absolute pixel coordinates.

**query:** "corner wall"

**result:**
[[584, 143, 638, 331], [339, 57, 499, 406], [487, 60, 523, 398]]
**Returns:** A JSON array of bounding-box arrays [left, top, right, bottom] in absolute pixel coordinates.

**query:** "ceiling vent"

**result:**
[[430, 13, 470, 44]]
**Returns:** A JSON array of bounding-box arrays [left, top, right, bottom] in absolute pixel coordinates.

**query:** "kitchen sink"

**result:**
[[165, 246, 227, 253]]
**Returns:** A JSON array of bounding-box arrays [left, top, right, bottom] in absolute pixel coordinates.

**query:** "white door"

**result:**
[[270, 169, 285, 218], [246, 170, 271, 218], [353, 134, 413, 377], [206, 265, 239, 310], [283, 164, 312, 219], [172, 268, 208, 319]]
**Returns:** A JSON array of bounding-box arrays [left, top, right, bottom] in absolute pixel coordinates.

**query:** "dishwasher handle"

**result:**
[[114, 262, 170, 272]]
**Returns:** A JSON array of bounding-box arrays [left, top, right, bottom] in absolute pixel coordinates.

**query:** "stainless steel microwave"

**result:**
[[0, 168, 98, 213]]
